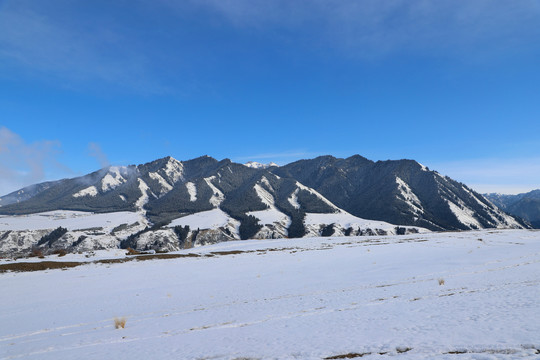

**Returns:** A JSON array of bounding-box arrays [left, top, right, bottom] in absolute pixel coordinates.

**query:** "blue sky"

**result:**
[[1, 0, 540, 195]]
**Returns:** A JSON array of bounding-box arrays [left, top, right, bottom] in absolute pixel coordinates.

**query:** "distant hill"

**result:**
[[485, 190, 540, 228]]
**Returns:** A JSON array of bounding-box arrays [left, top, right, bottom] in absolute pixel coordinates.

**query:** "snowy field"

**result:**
[[1, 230, 539, 359], [0, 211, 143, 232]]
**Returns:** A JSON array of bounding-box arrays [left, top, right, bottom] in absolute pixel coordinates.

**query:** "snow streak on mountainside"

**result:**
[[295, 181, 341, 213], [288, 188, 300, 210], [248, 177, 292, 238], [395, 176, 424, 216], [204, 176, 225, 207], [148, 172, 173, 195], [185, 182, 197, 202], [135, 179, 152, 211]]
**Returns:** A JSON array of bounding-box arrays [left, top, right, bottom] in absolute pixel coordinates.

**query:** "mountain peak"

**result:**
[[140, 156, 180, 168]]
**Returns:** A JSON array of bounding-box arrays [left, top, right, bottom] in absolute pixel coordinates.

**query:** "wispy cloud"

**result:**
[[184, 0, 540, 60], [0, 0, 166, 93], [0, 127, 69, 195], [3, 0, 539, 94], [87, 143, 110, 169], [429, 157, 540, 195]]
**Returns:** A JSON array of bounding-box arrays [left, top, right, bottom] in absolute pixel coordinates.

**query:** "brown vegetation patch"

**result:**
[[0, 246, 308, 273], [324, 353, 371, 359], [135, 253, 203, 261], [0, 261, 81, 272], [29, 248, 44, 258], [267, 247, 295, 252], [446, 350, 468, 354], [209, 250, 248, 256], [96, 257, 137, 265], [125, 247, 141, 255], [0, 252, 207, 273], [53, 249, 67, 257]]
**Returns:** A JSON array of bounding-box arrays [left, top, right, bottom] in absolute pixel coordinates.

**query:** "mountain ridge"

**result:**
[[271, 155, 523, 231], [0, 154, 527, 257], [0, 154, 525, 231]]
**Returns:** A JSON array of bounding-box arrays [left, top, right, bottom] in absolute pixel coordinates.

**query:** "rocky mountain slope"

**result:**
[[272, 155, 524, 231]]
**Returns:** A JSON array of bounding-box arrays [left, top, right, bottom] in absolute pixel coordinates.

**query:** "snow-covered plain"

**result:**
[[304, 212, 421, 232], [1, 230, 539, 359], [0, 211, 143, 232], [168, 208, 233, 230]]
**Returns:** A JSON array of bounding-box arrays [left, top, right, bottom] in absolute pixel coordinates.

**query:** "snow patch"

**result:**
[[296, 182, 340, 212], [135, 179, 152, 211], [149, 172, 173, 194], [260, 176, 274, 191], [248, 208, 291, 227], [288, 188, 300, 209], [204, 177, 224, 207], [303, 212, 428, 237], [164, 158, 185, 184], [0, 210, 142, 231], [395, 176, 424, 215], [185, 182, 197, 202], [254, 183, 275, 208], [446, 200, 482, 229], [168, 208, 236, 230], [73, 186, 98, 198], [305, 212, 402, 231], [249, 178, 292, 236], [248, 208, 291, 239], [101, 167, 127, 192]]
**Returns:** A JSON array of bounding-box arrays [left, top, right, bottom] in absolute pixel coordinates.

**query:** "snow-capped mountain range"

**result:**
[[243, 161, 279, 169], [0, 155, 526, 256]]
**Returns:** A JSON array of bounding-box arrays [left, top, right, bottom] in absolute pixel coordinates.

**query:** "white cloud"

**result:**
[[0, 127, 68, 196], [0, 0, 166, 93]]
